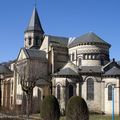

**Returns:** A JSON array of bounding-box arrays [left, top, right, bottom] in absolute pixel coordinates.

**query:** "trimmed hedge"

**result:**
[[66, 96, 89, 120], [41, 95, 60, 120]]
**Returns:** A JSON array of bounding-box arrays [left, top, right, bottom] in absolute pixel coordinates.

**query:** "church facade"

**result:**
[[0, 7, 120, 115]]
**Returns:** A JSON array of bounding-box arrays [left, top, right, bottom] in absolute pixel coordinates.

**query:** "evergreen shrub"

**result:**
[[66, 96, 89, 120], [41, 95, 60, 120]]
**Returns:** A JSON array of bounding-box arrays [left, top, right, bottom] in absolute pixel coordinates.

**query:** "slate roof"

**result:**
[[117, 61, 120, 66], [104, 66, 120, 76], [23, 48, 47, 61], [36, 79, 50, 85], [55, 68, 79, 76], [48, 35, 69, 47], [1, 60, 16, 67], [80, 66, 102, 73], [25, 7, 44, 34], [69, 32, 111, 48], [0, 64, 12, 74], [54, 61, 79, 76]]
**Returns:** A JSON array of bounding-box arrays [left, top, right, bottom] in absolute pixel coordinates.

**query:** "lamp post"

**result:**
[[112, 85, 115, 120]]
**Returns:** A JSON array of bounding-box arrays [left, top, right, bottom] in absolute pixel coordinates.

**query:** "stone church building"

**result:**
[[0, 7, 120, 115]]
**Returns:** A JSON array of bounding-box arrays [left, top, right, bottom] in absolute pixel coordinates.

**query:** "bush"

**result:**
[[41, 95, 60, 120], [66, 96, 89, 120]]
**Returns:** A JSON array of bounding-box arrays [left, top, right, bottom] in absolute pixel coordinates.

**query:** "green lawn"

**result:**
[[32, 114, 120, 120], [90, 115, 119, 120], [60, 115, 120, 120]]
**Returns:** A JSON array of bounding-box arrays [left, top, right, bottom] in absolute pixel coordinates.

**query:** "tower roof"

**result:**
[[69, 32, 111, 48], [25, 7, 44, 34], [0, 64, 12, 75]]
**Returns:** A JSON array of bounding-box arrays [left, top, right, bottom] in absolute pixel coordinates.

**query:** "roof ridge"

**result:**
[[25, 7, 44, 34]]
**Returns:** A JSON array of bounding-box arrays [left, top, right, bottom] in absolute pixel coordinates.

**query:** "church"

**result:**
[[0, 7, 120, 115]]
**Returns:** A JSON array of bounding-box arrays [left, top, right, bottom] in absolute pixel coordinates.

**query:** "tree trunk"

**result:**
[[26, 91, 33, 120]]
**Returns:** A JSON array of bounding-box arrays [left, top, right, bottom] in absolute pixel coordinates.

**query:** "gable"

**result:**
[[103, 59, 120, 75], [104, 66, 120, 76], [17, 49, 27, 61], [102, 60, 119, 72], [54, 61, 79, 76]]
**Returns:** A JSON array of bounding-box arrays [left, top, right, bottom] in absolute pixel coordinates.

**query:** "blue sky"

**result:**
[[0, 0, 120, 62]]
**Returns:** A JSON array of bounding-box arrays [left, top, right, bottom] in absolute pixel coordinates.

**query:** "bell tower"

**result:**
[[24, 7, 44, 49]]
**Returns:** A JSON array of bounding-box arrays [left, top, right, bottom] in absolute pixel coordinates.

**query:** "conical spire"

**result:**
[[25, 7, 44, 34]]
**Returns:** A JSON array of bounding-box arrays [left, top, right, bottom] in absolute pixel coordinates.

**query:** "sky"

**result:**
[[0, 0, 120, 62]]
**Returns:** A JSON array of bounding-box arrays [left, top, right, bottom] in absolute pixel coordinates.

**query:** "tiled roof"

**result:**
[[36, 79, 50, 85], [54, 61, 79, 76], [117, 61, 120, 66], [80, 66, 102, 73], [104, 66, 120, 76], [23, 48, 47, 61], [55, 68, 79, 76], [1, 60, 16, 67], [25, 7, 44, 34], [48, 35, 69, 47], [0, 64, 12, 74], [69, 32, 111, 48]]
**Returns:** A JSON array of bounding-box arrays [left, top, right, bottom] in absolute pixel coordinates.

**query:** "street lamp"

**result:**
[[112, 84, 115, 120]]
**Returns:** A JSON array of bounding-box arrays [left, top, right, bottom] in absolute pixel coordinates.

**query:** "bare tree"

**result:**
[[15, 60, 43, 119]]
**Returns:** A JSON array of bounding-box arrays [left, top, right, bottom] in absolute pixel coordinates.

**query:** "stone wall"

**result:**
[[82, 75, 103, 113], [103, 77, 120, 114]]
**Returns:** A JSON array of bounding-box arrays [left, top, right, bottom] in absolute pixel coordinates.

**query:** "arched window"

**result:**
[[38, 89, 41, 100], [89, 55, 91, 59], [28, 37, 32, 45], [68, 85, 74, 99], [101, 58, 104, 65], [72, 53, 74, 61], [11, 80, 13, 94], [108, 85, 112, 101], [78, 58, 82, 66], [87, 78, 94, 100], [57, 84, 61, 100], [35, 36, 39, 46]]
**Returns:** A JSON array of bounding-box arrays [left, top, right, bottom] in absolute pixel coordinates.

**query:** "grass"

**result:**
[[90, 115, 120, 120], [60, 115, 120, 120], [0, 114, 119, 120]]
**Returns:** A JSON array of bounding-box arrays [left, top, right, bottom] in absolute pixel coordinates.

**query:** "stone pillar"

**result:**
[[60, 86, 66, 115], [76, 83, 79, 96], [73, 84, 76, 96], [101, 81, 105, 113], [52, 86, 55, 95], [51, 47, 54, 74]]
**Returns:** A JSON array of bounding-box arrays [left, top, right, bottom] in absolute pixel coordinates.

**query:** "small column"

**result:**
[[51, 47, 54, 74], [101, 81, 104, 113], [60, 86, 66, 115], [76, 83, 81, 96], [76, 83, 79, 96]]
